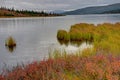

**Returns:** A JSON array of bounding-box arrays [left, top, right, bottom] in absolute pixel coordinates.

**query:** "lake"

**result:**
[[0, 14, 120, 71]]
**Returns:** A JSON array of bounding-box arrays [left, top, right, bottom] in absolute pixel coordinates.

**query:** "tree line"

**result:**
[[0, 7, 63, 17]]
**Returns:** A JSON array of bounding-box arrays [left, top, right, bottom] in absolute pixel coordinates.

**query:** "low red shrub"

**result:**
[[1, 54, 120, 80]]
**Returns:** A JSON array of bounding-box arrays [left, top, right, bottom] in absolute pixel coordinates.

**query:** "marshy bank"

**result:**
[[57, 22, 120, 55]]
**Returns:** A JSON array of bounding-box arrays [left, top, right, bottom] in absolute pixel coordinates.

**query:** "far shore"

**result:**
[[0, 15, 64, 18], [0, 7, 64, 18]]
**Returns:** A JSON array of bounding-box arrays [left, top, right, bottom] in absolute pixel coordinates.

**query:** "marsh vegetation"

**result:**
[[57, 22, 120, 55], [1, 50, 120, 80], [5, 36, 16, 52]]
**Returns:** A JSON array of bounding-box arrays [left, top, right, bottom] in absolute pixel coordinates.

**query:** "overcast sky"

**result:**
[[0, 0, 120, 11]]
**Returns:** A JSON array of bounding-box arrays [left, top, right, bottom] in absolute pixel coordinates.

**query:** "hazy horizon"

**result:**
[[0, 0, 120, 11]]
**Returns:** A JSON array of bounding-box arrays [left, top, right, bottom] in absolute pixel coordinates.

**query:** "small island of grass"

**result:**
[[5, 36, 16, 52]]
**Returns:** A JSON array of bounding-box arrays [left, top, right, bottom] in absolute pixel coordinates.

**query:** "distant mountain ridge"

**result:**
[[63, 3, 120, 15], [52, 10, 65, 14]]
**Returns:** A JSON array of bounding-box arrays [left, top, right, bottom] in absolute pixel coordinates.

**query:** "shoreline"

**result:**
[[0, 15, 64, 18]]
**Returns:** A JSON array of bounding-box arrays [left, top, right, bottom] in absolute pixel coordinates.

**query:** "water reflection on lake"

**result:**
[[0, 14, 120, 71], [54, 42, 93, 54], [5, 46, 16, 53]]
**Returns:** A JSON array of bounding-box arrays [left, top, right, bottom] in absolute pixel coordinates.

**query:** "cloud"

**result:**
[[0, 0, 120, 11]]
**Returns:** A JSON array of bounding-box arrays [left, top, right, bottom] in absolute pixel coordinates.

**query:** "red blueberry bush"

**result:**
[[1, 54, 120, 80]]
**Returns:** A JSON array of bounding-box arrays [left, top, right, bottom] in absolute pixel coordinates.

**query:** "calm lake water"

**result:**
[[0, 14, 120, 71]]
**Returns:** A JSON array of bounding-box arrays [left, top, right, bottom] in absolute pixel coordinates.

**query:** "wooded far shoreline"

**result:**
[[0, 7, 63, 17]]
